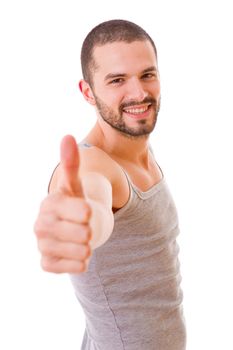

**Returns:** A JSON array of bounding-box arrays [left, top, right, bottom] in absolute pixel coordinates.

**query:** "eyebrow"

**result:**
[[104, 72, 127, 81], [104, 66, 158, 82], [142, 66, 158, 74]]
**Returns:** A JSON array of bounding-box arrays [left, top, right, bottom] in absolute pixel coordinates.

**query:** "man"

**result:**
[[34, 19, 186, 350]]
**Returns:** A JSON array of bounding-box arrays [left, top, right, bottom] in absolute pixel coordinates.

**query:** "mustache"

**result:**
[[120, 97, 158, 111]]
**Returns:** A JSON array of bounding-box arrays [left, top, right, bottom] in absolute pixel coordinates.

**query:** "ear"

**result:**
[[79, 79, 96, 106]]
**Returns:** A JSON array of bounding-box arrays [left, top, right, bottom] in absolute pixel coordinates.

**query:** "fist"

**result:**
[[34, 135, 92, 274]]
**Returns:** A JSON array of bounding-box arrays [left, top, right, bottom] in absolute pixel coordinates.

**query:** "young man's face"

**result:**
[[91, 40, 161, 138]]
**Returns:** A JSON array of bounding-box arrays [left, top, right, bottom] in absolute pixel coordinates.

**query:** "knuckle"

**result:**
[[39, 197, 50, 213], [34, 220, 46, 238], [83, 258, 90, 272], [69, 260, 84, 273], [38, 239, 53, 256], [39, 193, 59, 214], [78, 260, 86, 273], [40, 257, 53, 272], [81, 245, 88, 259], [34, 213, 58, 239], [41, 256, 61, 273], [73, 262, 85, 274], [74, 243, 90, 260], [41, 257, 84, 274], [83, 202, 92, 221], [85, 244, 92, 257], [81, 243, 91, 260], [83, 225, 92, 240], [44, 245, 54, 257]]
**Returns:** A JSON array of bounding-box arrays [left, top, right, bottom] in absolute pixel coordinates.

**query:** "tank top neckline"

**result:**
[[121, 167, 165, 200]]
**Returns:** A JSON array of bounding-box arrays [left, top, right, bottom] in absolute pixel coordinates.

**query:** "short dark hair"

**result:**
[[81, 19, 157, 85]]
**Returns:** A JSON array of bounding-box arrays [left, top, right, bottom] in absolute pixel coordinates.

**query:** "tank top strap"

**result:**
[[118, 166, 146, 200]]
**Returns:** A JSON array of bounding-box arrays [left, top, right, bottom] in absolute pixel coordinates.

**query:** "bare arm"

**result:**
[[81, 172, 114, 249], [34, 135, 114, 274]]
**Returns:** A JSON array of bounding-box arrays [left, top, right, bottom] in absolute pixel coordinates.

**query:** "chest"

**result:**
[[112, 160, 163, 212], [125, 163, 162, 191]]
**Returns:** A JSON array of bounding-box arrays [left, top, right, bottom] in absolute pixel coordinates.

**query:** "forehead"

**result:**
[[92, 40, 157, 77]]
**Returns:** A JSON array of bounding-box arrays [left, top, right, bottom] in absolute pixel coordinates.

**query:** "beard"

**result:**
[[93, 93, 161, 139]]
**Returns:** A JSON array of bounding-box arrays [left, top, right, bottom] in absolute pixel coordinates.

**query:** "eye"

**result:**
[[141, 73, 156, 80], [109, 78, 124, 85]]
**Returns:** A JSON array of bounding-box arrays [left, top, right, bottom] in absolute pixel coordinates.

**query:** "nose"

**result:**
[[125, 77, 148, 103]]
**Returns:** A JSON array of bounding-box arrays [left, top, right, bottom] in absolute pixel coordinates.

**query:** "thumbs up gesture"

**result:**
[[59, 135, 85, 197], [34, 135, 92, 274]]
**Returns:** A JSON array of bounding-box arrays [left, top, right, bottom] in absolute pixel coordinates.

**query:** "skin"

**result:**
[[34, 40, 162, 274]]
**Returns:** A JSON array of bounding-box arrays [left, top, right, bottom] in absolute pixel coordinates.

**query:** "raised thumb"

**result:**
[[59, 135, 84, 197]]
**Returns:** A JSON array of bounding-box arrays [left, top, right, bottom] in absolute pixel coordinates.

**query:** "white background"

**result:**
[[0, 0, 232, 349]]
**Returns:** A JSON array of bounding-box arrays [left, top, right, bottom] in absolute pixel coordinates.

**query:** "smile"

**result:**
[[122, 104, 153, 120], [123, 104, 150, 115]]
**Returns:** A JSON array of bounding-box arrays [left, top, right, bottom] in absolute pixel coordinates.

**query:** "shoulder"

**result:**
[[48, 143, 130, 210], [77, 145, 130, 210], [79, 145, 131, 208], [48, 143, 126, 191], [77, 144, 119, 182]]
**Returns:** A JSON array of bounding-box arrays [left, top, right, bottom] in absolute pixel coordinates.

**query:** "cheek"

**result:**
[[94, 80, 125, 109], [154, 81, 161, 95], [104, 91, 123, 110]]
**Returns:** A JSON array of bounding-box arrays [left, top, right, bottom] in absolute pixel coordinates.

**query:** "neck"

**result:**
[[83, 119, 152, 167]]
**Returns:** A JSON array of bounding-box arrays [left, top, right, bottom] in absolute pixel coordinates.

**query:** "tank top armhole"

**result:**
[[47, 142, 91, 194], [149, 143, 164, 179], [112, 167, 136, 217], [47, 162, 60, 194]]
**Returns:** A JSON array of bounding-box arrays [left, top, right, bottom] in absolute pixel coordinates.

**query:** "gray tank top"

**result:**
[[70, 143, 186, 350]]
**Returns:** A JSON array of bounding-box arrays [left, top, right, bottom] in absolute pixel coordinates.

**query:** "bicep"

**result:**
[[81, 172, 114, 249], [81, 172, 113, 211]]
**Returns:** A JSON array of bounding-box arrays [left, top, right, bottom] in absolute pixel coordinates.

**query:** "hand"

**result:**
[[34, 135, 92, 274]]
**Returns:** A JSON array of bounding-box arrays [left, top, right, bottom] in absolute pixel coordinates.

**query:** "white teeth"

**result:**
[[124, 106, 148, 114]]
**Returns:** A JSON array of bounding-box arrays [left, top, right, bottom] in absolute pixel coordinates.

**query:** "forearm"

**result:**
[[86, 198, 114, 250]]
